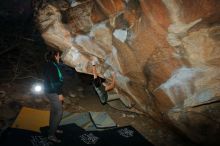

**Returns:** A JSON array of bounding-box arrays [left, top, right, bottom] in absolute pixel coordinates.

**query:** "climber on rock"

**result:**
[[91, 59, 116, 104]]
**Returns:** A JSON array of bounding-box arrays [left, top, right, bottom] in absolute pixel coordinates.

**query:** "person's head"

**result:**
[[45, 50, 62, 63]]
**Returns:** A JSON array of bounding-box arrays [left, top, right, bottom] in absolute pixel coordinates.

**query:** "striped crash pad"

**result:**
[[11, 107, 116, 132]]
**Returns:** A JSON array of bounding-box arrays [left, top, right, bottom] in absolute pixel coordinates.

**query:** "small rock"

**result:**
[[127, 114, 135, 118], [77, 106, 85, 111], [69, 92, 76, 98], [79, 94, 84, 98], [34, 98, 43, 103], [64, 98, 71, 104], [77, 87, 84, 92]]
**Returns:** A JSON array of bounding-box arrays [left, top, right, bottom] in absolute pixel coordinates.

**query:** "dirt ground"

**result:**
[[0, 70, 195, 146]]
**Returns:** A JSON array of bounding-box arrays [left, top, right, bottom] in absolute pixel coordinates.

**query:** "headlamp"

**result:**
[[31, 83, 44, 94]]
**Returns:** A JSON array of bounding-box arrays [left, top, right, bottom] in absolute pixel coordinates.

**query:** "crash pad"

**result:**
[[61, 112, 97, 130], [40, 123, 154, 146], [12, 107, 117, 132], [1, 124, 154, 146], [0, 128, 49, 146], [11, 107, 49, 132], [89, 112, 117, 129], [61, 111, 117, 130]]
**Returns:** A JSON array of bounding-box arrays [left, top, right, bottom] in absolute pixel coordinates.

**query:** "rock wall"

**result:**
[[36, 0, 220, 144]]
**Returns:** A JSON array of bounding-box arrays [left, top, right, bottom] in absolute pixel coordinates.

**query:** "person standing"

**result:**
[[43, 50, 64, 143]]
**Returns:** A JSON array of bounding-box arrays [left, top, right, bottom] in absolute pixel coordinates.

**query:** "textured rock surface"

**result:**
[[36, 0, 220, 144], [168, 102, 220, 145]]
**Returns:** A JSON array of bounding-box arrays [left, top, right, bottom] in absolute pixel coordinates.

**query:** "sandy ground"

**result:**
[[0, 71, 196, 146]]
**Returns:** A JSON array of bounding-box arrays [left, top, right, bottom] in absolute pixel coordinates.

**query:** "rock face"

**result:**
[[36, 0, 220, 144]]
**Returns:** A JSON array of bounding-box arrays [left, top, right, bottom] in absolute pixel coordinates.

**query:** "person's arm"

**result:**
[[92, 65, 98, 79], [105, 73, 116, 91]]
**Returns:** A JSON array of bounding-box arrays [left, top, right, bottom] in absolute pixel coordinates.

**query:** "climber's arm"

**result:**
[[105, 73, 116, 91], [92, 65, 98, 79]]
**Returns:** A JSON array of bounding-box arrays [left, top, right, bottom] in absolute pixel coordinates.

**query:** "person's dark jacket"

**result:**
[[43, 61, 63, 95]]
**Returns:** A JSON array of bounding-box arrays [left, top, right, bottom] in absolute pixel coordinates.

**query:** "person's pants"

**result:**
[[46, 93, 63, 136]]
